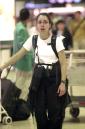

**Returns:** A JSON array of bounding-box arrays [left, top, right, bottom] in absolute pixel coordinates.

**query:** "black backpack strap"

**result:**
[[32, 35, 58, 59], [32, 35, 38, 50], [32, 35, 40, 63], [51, 35, 59, 58]]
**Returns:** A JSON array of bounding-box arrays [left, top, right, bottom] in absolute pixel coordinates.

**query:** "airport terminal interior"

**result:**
[[0, 0, 85, 129], [0, 107, 85, 129]]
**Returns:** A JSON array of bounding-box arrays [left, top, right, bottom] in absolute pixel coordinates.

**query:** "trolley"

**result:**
[[65, 50, 85, 118], [0, 72, 12, 124]]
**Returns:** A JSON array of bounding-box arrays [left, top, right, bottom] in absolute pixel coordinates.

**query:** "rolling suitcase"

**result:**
[[1, 68, 30, 121], [12, 98, 30, 121], [0, 67, 21, 124], [1, 78, 21, 118]]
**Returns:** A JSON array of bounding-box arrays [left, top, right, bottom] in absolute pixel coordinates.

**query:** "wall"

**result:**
[[15, 0, 25, 17]]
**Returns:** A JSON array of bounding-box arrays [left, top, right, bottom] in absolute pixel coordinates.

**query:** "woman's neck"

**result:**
[[40, 32, 51, 40]]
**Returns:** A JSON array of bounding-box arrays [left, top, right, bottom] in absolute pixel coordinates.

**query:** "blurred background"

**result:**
[[0, 0, 85, 128], [0, 0, 85, 63]]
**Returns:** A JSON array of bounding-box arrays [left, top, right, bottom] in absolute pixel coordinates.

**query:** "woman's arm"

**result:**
[[57, 50, 67, 96], [0, 47, 28, 70], [58, 50, 67, 81]]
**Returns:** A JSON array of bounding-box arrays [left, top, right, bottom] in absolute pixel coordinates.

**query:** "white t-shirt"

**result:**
[[23, 35, 64, 64]]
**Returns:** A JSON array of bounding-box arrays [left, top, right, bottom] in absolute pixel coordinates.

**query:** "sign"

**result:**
[[0, 0, 15, 41]]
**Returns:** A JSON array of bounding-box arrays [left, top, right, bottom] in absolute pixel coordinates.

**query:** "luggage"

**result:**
[[1, 78, 21, 118], [1, 73, 30, 121], [12, 99, 30, 121]]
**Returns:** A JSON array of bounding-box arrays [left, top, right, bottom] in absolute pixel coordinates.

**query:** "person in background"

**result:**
[[0, 13, 71, 129], [12, 8, 33, 101], [28, 18, 38, 36], [67, 11, 85, 49], [53, 19, 73, 50]]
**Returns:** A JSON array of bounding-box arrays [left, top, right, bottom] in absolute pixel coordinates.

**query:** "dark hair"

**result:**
[[56, 19, 65, 25], [19, 8, 30, 21], [36, 13, 53, 27], [75, 11, 81, 14]]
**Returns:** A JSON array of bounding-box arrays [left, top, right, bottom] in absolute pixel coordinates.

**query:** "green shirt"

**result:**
[[13, 22, 33, 71]]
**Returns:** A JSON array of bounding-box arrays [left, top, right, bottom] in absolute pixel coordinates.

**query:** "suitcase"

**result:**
[[12, 99, 30, 121], [1, 66, 31, 121], [1, 78, 21, 118]]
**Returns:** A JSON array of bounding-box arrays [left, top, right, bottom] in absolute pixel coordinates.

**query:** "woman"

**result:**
[[52, 19, 73, 50], [0, 13, 69, 129]]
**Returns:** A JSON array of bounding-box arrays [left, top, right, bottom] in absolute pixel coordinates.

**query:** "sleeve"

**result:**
[[56, 36, 65, 52], [17, 29, 28, 49], [23, 36, 33, 51]]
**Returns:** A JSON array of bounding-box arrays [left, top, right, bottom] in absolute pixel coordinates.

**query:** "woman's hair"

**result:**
[[19, 8, 30, 21], [36, 13, 53, 27], [55, 19, 65, 26]]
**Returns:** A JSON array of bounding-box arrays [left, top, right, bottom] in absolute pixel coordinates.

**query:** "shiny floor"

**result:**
[[0, 51, 85, 129], [0, 107, 85, 129]]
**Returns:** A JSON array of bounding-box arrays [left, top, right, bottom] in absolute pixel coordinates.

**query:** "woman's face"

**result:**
[[36, 15, 51, 35], [57, 23, 65, 30]]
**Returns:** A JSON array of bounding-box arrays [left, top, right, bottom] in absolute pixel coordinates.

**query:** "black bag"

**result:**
[[1, 78, 21, 117], [12, 99, 30, 121], [1, 78, 30, 121]]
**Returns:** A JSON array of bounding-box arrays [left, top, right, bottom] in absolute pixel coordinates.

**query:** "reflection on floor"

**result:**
[[0, 108, 85, 129], [0, 55, 85, 129]]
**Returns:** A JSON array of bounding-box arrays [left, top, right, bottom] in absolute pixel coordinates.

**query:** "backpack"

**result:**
[[32, 35, 58, 58]]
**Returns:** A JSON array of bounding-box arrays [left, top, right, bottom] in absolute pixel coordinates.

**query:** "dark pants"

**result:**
[[34, 62, 66, 129]]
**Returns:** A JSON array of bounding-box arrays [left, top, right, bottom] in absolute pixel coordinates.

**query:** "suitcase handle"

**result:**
[[0, 66, 12, 79]]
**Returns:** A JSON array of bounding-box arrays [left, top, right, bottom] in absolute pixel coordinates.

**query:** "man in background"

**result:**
[[68, 11, 85, 49], [12, 8, 33, 101]]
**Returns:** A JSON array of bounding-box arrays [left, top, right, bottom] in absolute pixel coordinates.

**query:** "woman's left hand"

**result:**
[[57, 82, 66, 96]]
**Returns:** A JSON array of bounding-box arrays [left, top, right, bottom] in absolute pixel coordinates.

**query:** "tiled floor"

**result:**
[[0, 107, 85, 129]]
